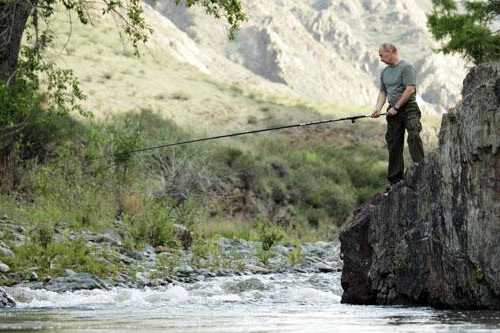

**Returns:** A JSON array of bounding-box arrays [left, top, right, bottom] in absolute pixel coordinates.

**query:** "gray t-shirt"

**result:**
[[379, 59, 417, 106]]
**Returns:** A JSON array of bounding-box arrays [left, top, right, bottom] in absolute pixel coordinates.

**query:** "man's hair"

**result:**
[[380, 43, 398, 53]]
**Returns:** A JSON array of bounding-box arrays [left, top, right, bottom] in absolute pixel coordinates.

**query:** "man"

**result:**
[[371, 43, 425, 192]]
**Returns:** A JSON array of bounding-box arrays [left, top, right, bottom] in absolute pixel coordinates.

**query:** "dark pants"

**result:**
[[385, 101, 425, 184]]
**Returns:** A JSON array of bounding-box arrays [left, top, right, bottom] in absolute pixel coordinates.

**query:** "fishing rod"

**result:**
[[125, 112, 387, 155]]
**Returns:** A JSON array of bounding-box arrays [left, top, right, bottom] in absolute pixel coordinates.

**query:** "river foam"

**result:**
[[7, 272, 342, 310]]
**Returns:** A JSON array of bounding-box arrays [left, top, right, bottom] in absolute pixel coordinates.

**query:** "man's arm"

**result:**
[[394, 85, 416, 110], [389, 64, 417, 115], [371, 90, 386, 118], [386, 85, 416, 116]]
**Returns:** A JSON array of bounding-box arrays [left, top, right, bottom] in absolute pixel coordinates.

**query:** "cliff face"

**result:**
[[340, 63, 500, 309]]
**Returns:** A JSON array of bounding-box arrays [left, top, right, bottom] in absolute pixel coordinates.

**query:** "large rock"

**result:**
[[40, 272, 110, 293], [340, 63, 500, 309], [0, 287, 15, 308]]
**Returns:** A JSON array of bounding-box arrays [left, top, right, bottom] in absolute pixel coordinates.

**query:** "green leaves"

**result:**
[[431, 0, 457, 13], [428, 0, 500, 64], [176, 0, 247, 39]]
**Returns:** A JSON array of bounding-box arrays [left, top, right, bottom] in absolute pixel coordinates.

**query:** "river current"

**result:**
[[1, 272, 500, 332]]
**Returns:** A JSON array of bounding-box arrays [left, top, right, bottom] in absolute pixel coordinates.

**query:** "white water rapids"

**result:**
[[1, 272, 500, 332]]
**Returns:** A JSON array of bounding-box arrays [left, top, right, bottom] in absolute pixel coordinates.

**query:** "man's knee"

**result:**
[[406, 116, 422, 136], [407, 130, 422, 144]]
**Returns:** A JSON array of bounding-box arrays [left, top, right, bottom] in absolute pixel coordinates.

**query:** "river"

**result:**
[[1, 272, 500, 332]]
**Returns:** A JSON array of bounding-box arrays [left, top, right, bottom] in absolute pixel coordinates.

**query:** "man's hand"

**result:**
[[371, 110, 381, 118], [387, 107, 398, 117]]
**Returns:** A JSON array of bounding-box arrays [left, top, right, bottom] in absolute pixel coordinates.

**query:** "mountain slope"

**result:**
[[148, 0, 467, 113]]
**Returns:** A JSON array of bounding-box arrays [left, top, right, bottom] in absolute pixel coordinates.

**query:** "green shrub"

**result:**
[[190, 236, 231, 270], [124, 199, 175, 248], [152, 252, 180, 279], [6, 235, 116, 278], [0, 80, 81, 193], [287, 242, 303, 266], [256, 248, 274, 265], [258, 223, 284, 251]]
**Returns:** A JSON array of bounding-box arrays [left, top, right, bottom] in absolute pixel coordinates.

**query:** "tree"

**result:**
[[427, 0, 500, 64], [0, 0, 246, 191], [0, 0, 246, 85]]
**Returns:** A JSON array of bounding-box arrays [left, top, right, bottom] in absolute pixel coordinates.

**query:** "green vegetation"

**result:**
[[0, 5, 395, 277], [0, 96, 389, 279], [6, 236, 117, 279], [287, 241, 304, 267], [428, 0, 500, 64]]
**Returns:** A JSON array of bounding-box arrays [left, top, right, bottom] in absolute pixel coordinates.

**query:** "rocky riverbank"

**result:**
[[0, 215, 341, 307], [340, 63, 500, 309]]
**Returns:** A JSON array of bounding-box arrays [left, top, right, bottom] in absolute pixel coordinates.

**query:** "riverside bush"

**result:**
[[0, 81, 80, 192], [287, 241, 303, 266], [3, 235, 115, 278], [258, 223, 285, 251], [124, 199, 176, 248]]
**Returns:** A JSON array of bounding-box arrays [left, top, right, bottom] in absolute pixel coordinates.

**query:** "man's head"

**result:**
[[379, 43, 399, 65]]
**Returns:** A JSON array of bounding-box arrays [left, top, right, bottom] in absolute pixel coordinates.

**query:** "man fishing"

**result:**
[[371, 43, 425, 192]]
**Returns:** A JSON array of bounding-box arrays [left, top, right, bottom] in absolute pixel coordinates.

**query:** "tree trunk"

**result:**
[[0, 0, 33, 85]]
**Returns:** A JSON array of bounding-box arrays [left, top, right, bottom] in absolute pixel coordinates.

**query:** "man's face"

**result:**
[[378, 48, 394, 65]]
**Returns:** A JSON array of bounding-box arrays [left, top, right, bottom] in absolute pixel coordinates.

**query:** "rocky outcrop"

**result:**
[[340, 63, 500, 309]]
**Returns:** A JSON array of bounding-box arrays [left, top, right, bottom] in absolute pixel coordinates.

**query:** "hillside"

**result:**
[[47, 2, 442, 142], [147, 0, 467, 113]]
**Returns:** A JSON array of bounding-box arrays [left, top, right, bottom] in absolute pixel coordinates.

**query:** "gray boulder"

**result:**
[[42, 272, 110, 292]]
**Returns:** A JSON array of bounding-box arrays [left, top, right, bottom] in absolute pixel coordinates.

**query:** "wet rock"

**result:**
[[313, 262, 335, 273], [0, 287, 15, 308], [42, 272, 110, 292], [340, 63, 500, 310], [215, 269, 234, 277], [3, 287, 33, 304], [244, 264, 271, 274], [224, 277, 267, 293]]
